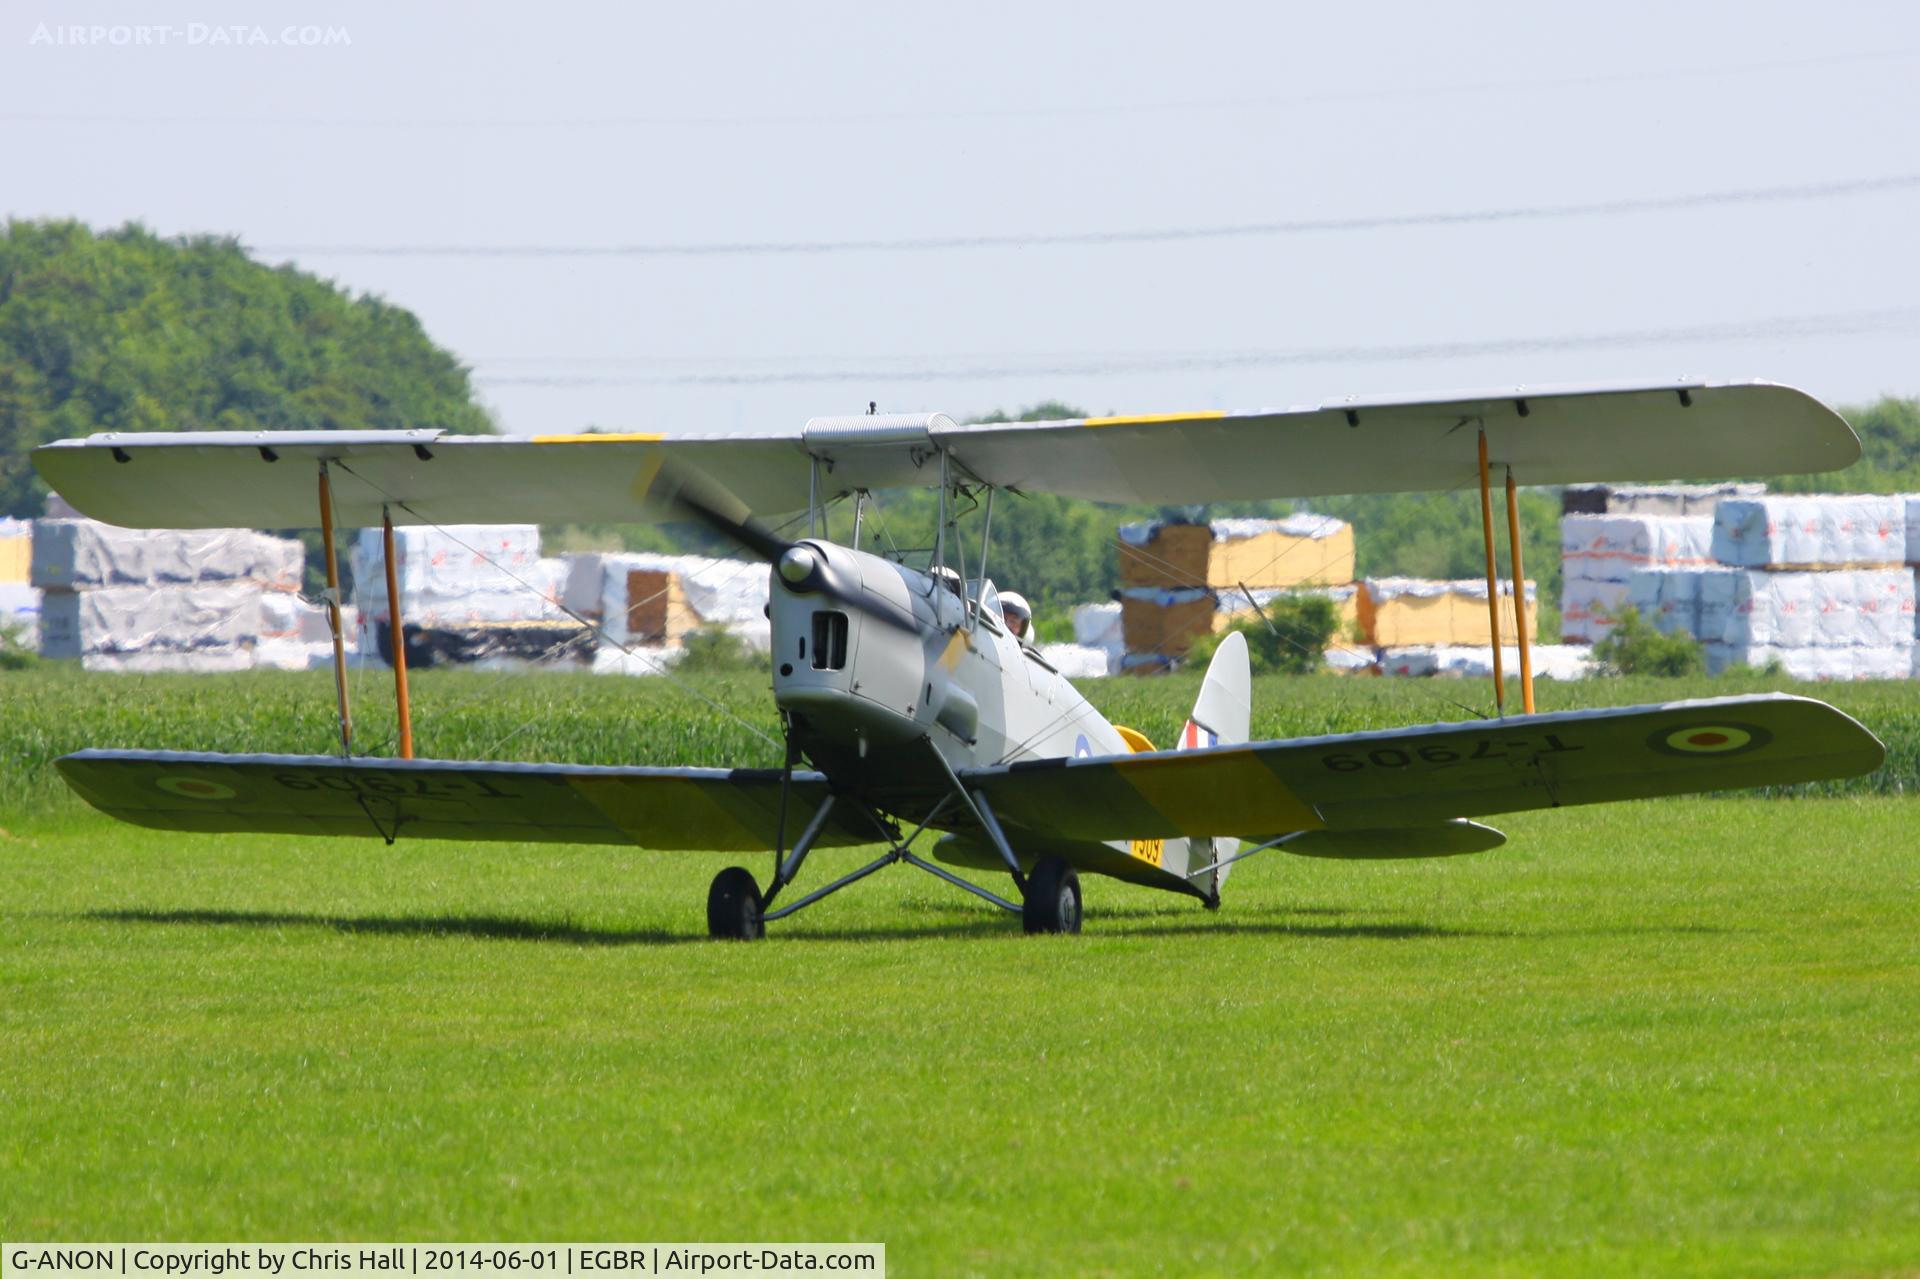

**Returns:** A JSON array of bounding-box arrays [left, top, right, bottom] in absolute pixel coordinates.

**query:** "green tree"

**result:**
[[1591, 607, 1705, 677], [1186, 594, 1340, 674], [0, 219, 492, 516]]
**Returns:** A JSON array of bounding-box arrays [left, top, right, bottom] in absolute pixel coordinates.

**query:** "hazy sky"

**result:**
[[5, 0, 1918, 437]]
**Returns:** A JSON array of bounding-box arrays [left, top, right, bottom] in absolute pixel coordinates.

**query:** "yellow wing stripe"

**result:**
[[1110, 748, 1324, 838], [530, 432, 666, 444], [1081, 410, 1228, 428]]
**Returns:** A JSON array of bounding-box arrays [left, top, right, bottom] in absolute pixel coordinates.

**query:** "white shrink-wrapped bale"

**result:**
[[1039, 643, 1112, 679], [1070, 601, 1123, 652], [252, 638, 318, 671], [1604, 482, 1767, 517], [1379, 646, 1442, 677], [1700, 569, 1914, 648], [40, 583, 264, 658], [353, 529, 570, 627], [591, 644, 684, 676], [1851, 570, 1918, 646], [0, 580, 40, 648], [1903, 495, 1920, 564], [597, 553, 771, 644], [1705, 641, 1913, 681], [1322, 647, 1380, 675], [1385, 643, 1592, 679], [1624, 569, 1707, 638], [33, 521, 302, 590], [1560, 514, 1714, 583], [1529, 643, 1599, 681], [1852, 644, 1917, 680], [351, 525, 542, 596], [562, 554, 606, 619], [1710, 495, 1905, 568], [1560, 579, 1630, 644], [82, 650, 258, 674]]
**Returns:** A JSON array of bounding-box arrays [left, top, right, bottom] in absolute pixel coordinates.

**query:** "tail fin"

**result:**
[[1181, 632, 1252, 900]]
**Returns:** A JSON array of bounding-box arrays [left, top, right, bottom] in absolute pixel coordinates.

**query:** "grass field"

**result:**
[[3, 667, 1918, 1275]]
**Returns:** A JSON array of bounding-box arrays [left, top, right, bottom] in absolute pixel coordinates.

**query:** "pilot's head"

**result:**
[[999, 591, 1032, 639]]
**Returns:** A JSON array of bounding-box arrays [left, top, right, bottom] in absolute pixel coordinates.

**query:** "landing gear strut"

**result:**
[[704, 735, 1088, 940]]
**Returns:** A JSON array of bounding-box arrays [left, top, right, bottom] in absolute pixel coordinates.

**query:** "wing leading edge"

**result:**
[[960, 694, 1884, 843], [55, 750, 871, 851], [32, 379, 1855, 530]]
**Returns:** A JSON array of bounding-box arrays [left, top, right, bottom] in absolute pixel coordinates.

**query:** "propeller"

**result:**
[[654, 461, 923, 633]]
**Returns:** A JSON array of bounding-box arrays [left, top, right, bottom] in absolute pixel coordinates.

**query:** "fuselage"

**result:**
[[765, 539, 1214, 896], [768, 539, 1127, 797]]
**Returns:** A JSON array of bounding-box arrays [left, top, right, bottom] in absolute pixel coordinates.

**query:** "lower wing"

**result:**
[[960, 694, 1883, 842], [55, 750, 870, 851]]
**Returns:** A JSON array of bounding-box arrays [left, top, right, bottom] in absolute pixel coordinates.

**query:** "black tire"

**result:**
[[1022, 856, 1082, 935], [707, 866, 765, 941]]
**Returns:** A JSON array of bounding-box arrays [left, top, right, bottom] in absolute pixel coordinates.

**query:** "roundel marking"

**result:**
[[1647, 722, 1772, 757], [1073, 734, 1094, 759], [156, 776, 238, 800]]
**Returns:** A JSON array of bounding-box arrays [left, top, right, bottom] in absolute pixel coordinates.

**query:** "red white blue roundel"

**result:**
[[1180, 719, 1218, 750], [1647, 721, 1772, 757]]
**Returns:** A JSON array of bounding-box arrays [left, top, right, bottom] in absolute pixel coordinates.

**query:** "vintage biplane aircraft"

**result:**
[[33, 378, 1886, 938]]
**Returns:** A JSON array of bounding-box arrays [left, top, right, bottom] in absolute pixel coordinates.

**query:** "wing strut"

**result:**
[[1476, 429, 1508, 713], [317, 462, 353, 755], [381, 505, 415, 759], [1506, 464, 1537, 714]]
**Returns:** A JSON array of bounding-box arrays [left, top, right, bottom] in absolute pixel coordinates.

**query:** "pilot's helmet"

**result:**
[[999, 590, 1032, 632], [929, 565, 964, 595]]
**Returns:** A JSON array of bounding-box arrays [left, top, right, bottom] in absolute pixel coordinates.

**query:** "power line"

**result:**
[[468, 306, 1920, 389], [5, 47, 1911, 131], [256, 172, 1920, 259]]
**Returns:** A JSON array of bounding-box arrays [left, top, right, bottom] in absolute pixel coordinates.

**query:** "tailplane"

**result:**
[[1181, 632, 1252, 901]]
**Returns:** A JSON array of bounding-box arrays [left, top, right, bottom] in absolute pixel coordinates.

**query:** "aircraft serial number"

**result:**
[[1319, 735, 1583, 772], [1130, 837, 1164, 866], [271, 772, 520, 799]]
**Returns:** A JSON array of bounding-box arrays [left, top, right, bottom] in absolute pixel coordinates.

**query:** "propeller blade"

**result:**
[[651, 459, 924, 634]]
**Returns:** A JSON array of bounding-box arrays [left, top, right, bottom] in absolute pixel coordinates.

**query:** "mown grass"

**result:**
[[1, 798, 1915, 1275], [2, 666, 1916, 1273]]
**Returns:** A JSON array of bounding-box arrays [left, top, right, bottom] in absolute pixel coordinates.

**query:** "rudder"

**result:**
[[1181, 631, 1252, 899]]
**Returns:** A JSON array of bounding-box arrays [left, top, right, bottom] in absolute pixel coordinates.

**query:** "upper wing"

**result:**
[[959, 694, 1884, 842], [55, 750, 872, 851], [932, 378, 1857, 504], [33, 379, 1855, 529]]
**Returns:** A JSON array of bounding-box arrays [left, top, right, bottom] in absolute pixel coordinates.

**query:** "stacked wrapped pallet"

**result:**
[[32, 519, 305, 670], [351, 525, 583, 666], [0, 517, 35, 648], [1560, 513, 1715, 643], [1610, 495, 1913, 680], [1358, 578, 1537, 649], [1114, 515, 1355, 669], [558, 551, 772, 673]]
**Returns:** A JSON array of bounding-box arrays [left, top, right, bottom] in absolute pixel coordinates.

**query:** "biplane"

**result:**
[[32, 378, 1886, 937]]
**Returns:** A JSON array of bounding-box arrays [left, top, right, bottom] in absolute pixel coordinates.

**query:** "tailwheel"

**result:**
[[1022, 856, 1082, 935], [707, 866, 765, 941]]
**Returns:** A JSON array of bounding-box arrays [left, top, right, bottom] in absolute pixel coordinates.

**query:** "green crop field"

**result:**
[[3, 665, 1917, 1276]]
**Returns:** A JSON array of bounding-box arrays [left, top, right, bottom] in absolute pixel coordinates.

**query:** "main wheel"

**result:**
[[1022, 856, 1082, 935], [707, 866, 765, 941]]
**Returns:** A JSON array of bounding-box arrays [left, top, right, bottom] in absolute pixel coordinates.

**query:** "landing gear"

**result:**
[[1022, 856, 1082, 935], [707, 866, 765, 941]]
